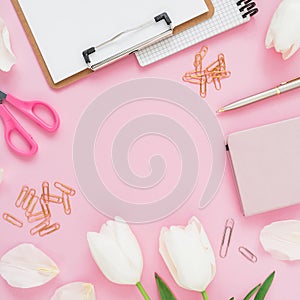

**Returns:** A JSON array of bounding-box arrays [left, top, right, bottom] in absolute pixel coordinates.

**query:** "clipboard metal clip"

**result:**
[[82, 12, 173, 71]]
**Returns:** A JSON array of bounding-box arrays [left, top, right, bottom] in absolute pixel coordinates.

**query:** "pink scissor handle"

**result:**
[[5, 94, 60, 132], [0, 105, 38, 156]]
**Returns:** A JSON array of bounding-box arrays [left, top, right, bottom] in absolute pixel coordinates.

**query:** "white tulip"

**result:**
[[0, 243, 59, 288], [265, 0, 300, 59], [87, 217, 143, 285], [0, 18, 16, 72], [50, 282, 96, 300], [260, 220, 300, 261], [159, 216, 216, 292]]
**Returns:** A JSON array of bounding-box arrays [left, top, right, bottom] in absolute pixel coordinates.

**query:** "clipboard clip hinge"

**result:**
[[82, 12, 173, 69], [154, 12, 172, 26]]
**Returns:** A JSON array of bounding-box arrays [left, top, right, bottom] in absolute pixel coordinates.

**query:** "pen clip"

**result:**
[[280, 76, 300, 85]]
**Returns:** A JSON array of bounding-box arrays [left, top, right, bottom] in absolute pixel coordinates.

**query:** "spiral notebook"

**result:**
[[136, 0, 258, 66]]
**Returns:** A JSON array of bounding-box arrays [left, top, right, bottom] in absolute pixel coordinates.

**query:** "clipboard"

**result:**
[[11, 0, 214, 89]]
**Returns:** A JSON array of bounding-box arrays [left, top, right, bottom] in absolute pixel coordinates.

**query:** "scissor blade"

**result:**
[[0, 91, 7, 103]]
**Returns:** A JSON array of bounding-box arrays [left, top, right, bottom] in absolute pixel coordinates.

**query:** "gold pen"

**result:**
[[217, 76, 300, 113]]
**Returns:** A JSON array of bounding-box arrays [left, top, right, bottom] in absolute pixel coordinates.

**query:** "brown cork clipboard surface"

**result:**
[[11, 0, 214, 89]]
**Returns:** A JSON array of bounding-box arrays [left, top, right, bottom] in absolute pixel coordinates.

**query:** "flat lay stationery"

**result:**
[[2, 0, 300, 299]]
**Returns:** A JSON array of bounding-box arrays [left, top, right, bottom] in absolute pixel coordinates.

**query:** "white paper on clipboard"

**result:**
[[18, 0, 208, 84]]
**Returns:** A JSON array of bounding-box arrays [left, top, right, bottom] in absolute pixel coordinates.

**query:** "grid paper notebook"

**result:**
[[136, 0, 256, 66]]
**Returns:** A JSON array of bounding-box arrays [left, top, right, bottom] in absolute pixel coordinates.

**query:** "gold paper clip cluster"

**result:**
[[182, 46, 231, 98], [2, 181, 76, 237]]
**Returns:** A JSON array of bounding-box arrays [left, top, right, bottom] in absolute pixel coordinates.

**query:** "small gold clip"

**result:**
[[22, 188, 36, 210], [219, 218, 234, 258], [15, 185, 29, 208], [54, 181, 76, 196], [27, 211, 47, 223], [62, 193, 72, 215], [30, 219, 50, 235], [42, 181, 50, 202], [39, 223, 60, 237], [238, 246, 257, 263], [26, 195, 39, 215], [2, 213, 23, 228], [40, 196, 51, 218], [199, 76, 207, 98], [48, 194, 63, 204]]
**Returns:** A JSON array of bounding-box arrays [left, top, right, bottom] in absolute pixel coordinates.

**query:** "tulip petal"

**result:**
[[189, 216, 216, 275], [0, 18, 16, 72], [265, 28, 274, 49], [260, 220, 300, 260], [0, 243, 59, 288], [50, 282, 96, 300], [110, 218, 143, 278], [159, 217, 216, 292], [265, 0, 300, 59], [87, 218, 143, 285], [282, 43, 299, 60]]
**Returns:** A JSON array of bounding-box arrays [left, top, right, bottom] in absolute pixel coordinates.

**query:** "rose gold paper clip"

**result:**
[[239, 246, 257, 263], [2, 213, 23, 228], [42, 181, 50, 202], [39, 223, 60, 237], [62, 193, 71, 215], [15, 185, 29, 208], [219, 218, 234, 258], [54, 181, 76, 196], [30, 219, 50, 235], [22, 188, 36, 210]]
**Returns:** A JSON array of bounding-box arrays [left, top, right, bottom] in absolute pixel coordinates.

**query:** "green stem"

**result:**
[[136, 282, 151, 300], [201, 290, 209, 300]]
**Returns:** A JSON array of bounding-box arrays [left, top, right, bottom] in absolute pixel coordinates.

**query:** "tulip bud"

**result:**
[[87, 217, 143, 285], [159, 216, 216, 292], [0, 18, 16, 72], [266, 0, 300, 59]]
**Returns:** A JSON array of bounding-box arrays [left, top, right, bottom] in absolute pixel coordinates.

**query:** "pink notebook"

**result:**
[[227, 117, 300, 216]]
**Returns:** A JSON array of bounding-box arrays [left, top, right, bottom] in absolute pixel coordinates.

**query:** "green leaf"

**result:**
[[243, 284, 261, 300], [254, 271, 275, 300], [155, 273, 177, 300], [229, 297, 235, 300]]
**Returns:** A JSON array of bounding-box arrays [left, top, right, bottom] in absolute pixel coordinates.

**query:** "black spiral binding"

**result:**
[[237, 0, 258, 18]]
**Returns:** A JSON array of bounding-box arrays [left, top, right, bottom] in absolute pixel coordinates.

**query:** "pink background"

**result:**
[[1, 0, 300, 299]]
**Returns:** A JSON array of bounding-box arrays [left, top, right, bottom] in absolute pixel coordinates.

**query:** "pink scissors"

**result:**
[[0, 90, 60, 156]]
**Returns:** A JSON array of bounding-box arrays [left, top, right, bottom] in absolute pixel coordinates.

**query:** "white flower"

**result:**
[[50, 282, 96, 300], [0, 18, 16, 71], [265, 0, 300, 59], [159, 216, 216, 292], [260, 220, 300, 261], [87, 217, 143, 285], [0, 243, 59, 288]]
